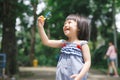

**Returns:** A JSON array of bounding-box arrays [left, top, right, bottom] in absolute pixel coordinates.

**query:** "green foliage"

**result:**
[[117, 33, 120, 67], [17, 55, 31, 66], [0, 0, 32, 75], [1, 0, 120, 69], [92, 45, 108, 68], [43, 0, 92, 41], [35, 39, 60, 66]]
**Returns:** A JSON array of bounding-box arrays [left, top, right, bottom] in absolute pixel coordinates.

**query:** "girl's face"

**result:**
[[63, 20, 78, 38]]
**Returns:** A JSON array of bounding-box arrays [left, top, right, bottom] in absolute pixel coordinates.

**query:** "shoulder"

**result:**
[[79, 40, 88, 46], [75, 40, 88, 50]]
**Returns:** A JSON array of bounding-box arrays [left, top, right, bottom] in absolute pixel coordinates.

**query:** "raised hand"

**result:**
[[38, 15, 45, 28]]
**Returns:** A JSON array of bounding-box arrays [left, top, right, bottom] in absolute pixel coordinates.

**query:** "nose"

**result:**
[[64, 23, 69, 28], [63, 25, 68, 30]]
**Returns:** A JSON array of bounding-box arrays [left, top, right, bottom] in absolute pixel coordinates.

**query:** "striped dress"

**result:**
[[56, 40, 88, 80]]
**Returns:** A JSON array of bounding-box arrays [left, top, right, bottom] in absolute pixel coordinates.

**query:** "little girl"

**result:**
[[38, 14, 91, 80]]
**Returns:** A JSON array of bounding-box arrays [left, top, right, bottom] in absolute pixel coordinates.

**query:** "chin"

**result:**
[[64, 33, 70, 37]]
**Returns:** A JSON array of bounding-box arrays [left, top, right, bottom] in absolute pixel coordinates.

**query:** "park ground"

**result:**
[[18, 67, 120, 80]]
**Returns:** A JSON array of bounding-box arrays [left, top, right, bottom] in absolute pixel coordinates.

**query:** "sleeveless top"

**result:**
[[56, 40, 88, 80]]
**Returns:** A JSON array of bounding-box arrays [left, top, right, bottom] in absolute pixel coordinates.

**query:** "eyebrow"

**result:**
[[65, 20, 73, 22]]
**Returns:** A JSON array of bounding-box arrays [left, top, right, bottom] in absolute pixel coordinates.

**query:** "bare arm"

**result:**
[[37, 16, 62, 48], [71, 44, 91, 80], [78, 44, 91, 79]]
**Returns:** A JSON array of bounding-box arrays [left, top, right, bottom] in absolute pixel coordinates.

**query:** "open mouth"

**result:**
[[64, 28, 70, 34], [64, 28, 70, 31]]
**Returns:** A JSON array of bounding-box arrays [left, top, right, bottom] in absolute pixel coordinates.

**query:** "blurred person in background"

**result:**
[[104, 41, 119, 77]]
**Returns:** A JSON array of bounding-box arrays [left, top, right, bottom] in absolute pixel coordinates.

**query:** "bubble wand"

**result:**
[[45, 11, 51, 20], [40, 11, 51, 21]]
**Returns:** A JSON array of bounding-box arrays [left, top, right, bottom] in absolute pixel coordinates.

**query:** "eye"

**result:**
[[68, 21, 71, 24]]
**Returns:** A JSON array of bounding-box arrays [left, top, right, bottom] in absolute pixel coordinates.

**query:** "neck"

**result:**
[[67, 37, 79, 42]]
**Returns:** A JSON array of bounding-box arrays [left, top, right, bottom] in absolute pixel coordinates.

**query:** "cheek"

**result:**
[[72, 26, 78, 31], [72, 27, 78, 35]]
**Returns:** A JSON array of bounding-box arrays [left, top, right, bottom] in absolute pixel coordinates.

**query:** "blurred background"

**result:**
[[0, 0, 120, 79]]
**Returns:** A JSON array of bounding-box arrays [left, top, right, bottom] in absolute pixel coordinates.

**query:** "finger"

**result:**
[[38, 16, 45, 22], [70, 74, 77, 78], [38, 17, 44, 24]]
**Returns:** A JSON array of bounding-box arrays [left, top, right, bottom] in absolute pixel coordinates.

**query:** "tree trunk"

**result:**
[[29, 1, 37, 66], [1, 0, 18, 77]]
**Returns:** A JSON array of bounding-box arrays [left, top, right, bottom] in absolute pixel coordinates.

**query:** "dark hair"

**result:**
[[66, 14, 90, 41]]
